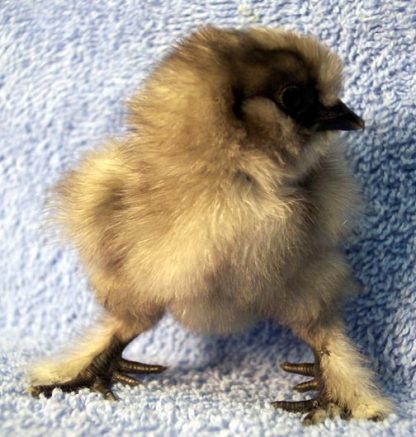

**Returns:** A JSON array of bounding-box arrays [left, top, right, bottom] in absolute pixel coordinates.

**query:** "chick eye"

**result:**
[[280, 85, 305, 114]]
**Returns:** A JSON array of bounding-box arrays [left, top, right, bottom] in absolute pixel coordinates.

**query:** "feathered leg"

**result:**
[[270, 252, 392, 424], [272, 317, 392, 424], [29, 313, 166, 399]]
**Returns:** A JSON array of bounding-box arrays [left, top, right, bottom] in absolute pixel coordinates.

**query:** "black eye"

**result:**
[[280, 85, 305, 113]]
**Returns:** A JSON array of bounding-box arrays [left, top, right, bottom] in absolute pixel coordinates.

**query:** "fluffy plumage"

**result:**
[[30, 26, 391, 424]]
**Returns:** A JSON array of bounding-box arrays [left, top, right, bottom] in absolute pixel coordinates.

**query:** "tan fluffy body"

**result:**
[[31, 27, 392, 422]]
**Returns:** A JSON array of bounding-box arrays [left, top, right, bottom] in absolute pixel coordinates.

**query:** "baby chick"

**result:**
[[29, 26, 391, 424]]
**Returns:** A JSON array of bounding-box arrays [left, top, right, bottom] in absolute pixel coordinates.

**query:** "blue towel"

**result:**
[[1, 1, 415, 435]]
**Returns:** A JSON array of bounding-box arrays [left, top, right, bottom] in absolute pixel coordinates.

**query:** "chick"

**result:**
[[29, 26, 392, 424]]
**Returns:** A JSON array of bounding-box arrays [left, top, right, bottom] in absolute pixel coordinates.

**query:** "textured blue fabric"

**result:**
[[0, 0, 415, 435]]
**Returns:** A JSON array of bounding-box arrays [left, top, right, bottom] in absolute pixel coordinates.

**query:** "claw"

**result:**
[[272, 398, 319, 413], [293, 379, 319, 393], [119, 358, 167, 374], [280, 362, 315, 377]]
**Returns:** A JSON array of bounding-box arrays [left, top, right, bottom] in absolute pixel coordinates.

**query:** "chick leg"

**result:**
[[29, 313, 165, 399], [273, 318, 392, 424]]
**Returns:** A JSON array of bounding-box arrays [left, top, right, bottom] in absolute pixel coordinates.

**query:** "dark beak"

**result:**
[[315, 100, 365, 131]]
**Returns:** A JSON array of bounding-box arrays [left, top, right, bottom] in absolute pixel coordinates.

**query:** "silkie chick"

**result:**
[[29, 26, 392, 425]]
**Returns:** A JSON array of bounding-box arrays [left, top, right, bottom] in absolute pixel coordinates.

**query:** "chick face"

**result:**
[[225, 28, 364, 132], [130, 27, 364, 180], [216, 27, 365, 179]]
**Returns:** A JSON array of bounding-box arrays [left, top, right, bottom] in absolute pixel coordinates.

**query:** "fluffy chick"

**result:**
[[29, 27, 391, 424]]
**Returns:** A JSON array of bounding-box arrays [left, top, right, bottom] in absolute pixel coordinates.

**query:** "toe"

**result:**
[[272, 399, 319, 413], [280, 362, 315, 377], [91, 379, 118, 401], [119, 358, 167, 374], [111, 371, 141, 386], [28, 385, 53, 398], [369, 413, 385, 422], [302, 408, 327, 426], [293, 379, 319, 393], [326, 402, 342, 419]]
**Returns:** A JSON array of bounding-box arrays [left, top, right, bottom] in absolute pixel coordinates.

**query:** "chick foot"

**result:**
[[29, 352, 166, 400], [272, 360, 347, 425]]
